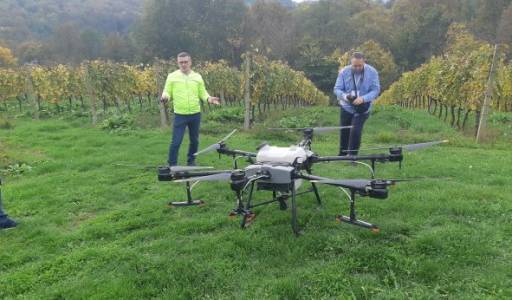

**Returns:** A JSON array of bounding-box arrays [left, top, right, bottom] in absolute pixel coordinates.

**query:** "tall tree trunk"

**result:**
[[450, 105, 456, 127], [79, 96, 85, 112], [462, 109, 471, 130], [147, 93, 152, 108], [243, 53, 251, 130], [16, 96, 23, 112], [251, 105, 255, 124], [456, 107, 462, 129], [159, 98, 170, 128], [138, 95, 143, 110], [126, 99, 132, 113], [84, 69, 98, 125], [477, 44, 499, 143], [475, 110, 481, 137], [25, 76, 39, 119], [220, 90, 225, 105]]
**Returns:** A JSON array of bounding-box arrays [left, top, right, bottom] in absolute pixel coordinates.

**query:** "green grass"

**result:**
[[0, 106, 511, 299]]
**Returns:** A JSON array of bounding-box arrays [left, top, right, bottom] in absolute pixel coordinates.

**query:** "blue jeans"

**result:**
[[168, 113, 201, 166], [0, 188, 6, 218], [339, 107, 369, 156]]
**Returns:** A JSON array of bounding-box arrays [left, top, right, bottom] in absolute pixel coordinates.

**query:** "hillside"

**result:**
[[0, 0, 144, 46]]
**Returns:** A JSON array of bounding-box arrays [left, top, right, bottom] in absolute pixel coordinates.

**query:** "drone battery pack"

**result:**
[[368, 189, 388, 199]]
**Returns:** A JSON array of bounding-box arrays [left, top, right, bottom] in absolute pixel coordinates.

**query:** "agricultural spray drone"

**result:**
[[158, 127, 447, 235]]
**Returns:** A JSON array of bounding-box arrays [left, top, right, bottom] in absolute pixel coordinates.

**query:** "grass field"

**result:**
[[0, 106, 511, 299]]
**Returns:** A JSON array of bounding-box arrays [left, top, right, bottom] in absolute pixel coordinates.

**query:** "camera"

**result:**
[[346, 93, 370, 113], [346, 94, 357, 103]]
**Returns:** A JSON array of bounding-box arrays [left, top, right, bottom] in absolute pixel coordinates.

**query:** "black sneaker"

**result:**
[[0, 216, 17, 230]]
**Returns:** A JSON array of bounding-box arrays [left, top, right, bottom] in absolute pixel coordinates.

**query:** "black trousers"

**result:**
[[339, 108, 369, 156]]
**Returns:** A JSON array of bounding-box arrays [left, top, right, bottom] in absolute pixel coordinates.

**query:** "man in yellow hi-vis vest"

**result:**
[[160, 52, 220, 166]]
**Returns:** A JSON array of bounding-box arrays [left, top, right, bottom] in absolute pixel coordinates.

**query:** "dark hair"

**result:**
[[177, 52, 191, 59], [352, 52, 365, 60]]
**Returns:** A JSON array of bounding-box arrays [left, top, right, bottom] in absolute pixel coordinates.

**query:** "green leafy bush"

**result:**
[[1, 163, 32, 176], [100, 114, 134, 132]]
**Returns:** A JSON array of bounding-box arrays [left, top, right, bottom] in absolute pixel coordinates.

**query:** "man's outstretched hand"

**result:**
[[160, 95, 220, 105], [207, 96, 221, 105], [160, 95, 169, 104]]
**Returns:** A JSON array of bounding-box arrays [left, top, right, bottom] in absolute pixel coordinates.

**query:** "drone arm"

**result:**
[[295, 173, 328, 182], [296, 172, 393, 200], [158, 168, 234, 181], [312, 153, 390, 163], [218, 147, 257, 158]]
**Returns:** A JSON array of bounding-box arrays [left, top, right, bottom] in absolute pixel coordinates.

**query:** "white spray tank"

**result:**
[[256, 145, 308, 165]]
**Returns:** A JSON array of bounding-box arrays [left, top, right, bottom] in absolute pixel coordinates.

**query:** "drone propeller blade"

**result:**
[[268, 126, 352, 132], [194, 143, 221, 156], [351, 140, 449, 153], [402, 140, 449, 151], [169, 166, 214, 172], [312, 178, 418, 190], [384, 177, 451, 182], [115, 163, 214, 171], [312, 179, 371, 190], [174, 172, 232, 183], [114, 163, 158, 170], [219, 129, 238, 143], [312, 126, 353, 133], [194, 129, 238, 156], [267, 127, 302, 131]]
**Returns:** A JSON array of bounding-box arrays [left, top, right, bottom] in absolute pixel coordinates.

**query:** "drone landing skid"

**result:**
[[168, 182, 205, 207], [336, 190, 380, 234], [170, 200, 204, 207], [336, 215, 380, 233]]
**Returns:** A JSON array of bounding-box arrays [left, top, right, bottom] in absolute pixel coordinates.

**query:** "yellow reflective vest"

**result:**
[[162, 70, 210, 115]]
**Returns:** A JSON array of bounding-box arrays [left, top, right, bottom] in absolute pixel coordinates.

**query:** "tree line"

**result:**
[[2, 0, 512, 94], [0, 55, 328, 127], [379, 24, 512, 133]]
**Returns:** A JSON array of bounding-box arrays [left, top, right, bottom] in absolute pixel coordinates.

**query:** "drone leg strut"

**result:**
[[240, 182, 256, 228], [277, 196, 288, 211], [291, 181, 300, 236], [336, 190, 380, 233], [229, 190, 246, 218], [310, 182, 322, 205], [169, 182, 204, 207], [306, 168, 322, 205], [268, 190, 288, 210]]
